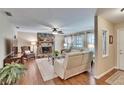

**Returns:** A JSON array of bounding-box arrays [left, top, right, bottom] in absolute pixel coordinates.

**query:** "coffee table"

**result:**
[[48, 55, 65, 65]]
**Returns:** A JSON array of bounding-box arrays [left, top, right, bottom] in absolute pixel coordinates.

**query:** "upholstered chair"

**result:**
[[54, 51, 93, 80]]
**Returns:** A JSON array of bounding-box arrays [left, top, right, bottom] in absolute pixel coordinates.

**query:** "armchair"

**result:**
[[21, 46, 35, 61]]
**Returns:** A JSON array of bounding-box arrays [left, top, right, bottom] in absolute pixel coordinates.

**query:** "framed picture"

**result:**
[[109, 35, 113, 44]]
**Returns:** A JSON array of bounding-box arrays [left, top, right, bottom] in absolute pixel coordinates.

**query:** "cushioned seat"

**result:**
[[21, 46, 35, 61], [54, 51, 93, 80]]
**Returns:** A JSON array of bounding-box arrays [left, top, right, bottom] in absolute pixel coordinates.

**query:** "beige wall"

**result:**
[[94, 16, 116, 78], [17, 32, 37, 54], [115, 23, 124, 30], [0, 13, 14, 68]]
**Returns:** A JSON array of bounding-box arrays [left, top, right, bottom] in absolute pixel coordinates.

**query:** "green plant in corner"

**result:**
[[0, 62, 26, 85]]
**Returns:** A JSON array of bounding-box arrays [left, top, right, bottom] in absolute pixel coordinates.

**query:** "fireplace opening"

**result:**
[[42, 47, 52, 53]]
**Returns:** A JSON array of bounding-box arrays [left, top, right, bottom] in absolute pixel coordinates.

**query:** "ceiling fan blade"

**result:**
[[37, 21, 65, 34], [37, 21, 54, 29], [62, 27, 73, 30], [41, 24, 53, 28], [58, 31, 64, 34]]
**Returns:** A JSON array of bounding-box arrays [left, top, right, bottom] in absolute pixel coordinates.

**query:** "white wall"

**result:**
[[54, 34, 64, 52], [0, 13, 14, 68], [17, 32, 37, 54]]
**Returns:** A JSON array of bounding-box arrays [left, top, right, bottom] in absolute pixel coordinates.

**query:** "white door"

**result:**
[[119, 31, 124, 70]]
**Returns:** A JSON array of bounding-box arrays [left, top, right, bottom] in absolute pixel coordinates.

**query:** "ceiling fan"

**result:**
[[52, 28, 64, 34], [38, 22, 65, 34]]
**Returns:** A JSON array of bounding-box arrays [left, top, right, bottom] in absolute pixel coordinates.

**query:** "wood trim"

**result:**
[[117, 30, 120, 69], [94, 66, 116, 79]]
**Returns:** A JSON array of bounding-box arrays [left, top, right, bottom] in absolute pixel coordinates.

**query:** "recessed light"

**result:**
[[121, 8, 124, 12]]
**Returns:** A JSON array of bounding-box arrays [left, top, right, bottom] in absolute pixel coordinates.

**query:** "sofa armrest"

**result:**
[[54, 59, 65, 79]]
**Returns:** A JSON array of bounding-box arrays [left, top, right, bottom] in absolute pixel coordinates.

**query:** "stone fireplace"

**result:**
[[37, 33, 54, 58]]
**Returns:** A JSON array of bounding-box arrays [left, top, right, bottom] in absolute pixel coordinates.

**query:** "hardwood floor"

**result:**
[[18, 59, 118, 85]]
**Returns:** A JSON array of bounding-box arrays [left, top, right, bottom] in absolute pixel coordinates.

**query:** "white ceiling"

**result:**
[[0, 8, 124, 34], [97, 8, 124, 24], [0, 8, 96, 34]]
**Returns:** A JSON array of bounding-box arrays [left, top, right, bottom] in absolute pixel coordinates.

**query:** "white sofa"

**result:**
[[54, 51, 93, 80]]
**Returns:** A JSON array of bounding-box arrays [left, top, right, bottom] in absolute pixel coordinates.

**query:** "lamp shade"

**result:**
[[88, 44, 94, 48]]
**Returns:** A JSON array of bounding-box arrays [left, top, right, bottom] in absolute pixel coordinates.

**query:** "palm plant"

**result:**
[[0, 63, 26, 85]]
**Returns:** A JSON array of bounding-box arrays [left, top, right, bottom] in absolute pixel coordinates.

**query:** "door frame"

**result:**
[[117, 29, 124, 69]]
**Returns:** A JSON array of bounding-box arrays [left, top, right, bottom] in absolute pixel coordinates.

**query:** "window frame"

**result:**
[[102, 29, 109, 58]]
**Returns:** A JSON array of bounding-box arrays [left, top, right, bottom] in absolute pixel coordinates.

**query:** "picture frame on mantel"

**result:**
[[109, 35, 113, 44]]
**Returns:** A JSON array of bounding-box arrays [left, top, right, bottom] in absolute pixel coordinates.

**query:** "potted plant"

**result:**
[[0, 63, 26, 85], [53, 50, 59, 57]]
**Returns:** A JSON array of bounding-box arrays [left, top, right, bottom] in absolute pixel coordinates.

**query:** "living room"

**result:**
[[1, 1, 124, 93], [0, 8, 124, 85], [17, 30, 95, 84], [0, 8, 95, 85]]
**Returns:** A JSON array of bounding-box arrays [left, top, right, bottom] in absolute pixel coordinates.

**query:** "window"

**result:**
[[64, 31, 94, 50], [87, 33, 94, 52], [64, 36, 72, 49], [102, 30, 109, 57], [64, 37, 68, 49], [64, 34, 84, 49], [72, 35, 84, 48]]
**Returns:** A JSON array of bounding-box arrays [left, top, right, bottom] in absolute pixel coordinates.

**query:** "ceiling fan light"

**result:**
[[52, 32, 58, 34]]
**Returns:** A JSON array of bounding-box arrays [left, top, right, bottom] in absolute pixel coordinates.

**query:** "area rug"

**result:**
[[36, 58, 57, 81], [106, 71, 124, 85]]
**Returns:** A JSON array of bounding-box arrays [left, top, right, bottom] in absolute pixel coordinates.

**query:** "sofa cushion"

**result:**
[[66, 52, 83, 69]]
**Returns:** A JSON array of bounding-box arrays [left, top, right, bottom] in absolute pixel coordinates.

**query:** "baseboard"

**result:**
[[94, 66, 116, 79]]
